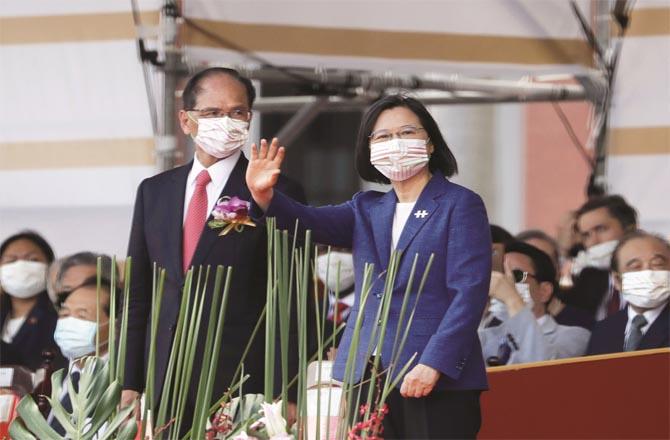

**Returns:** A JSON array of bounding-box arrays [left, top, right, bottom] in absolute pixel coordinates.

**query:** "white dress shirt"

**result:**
[[392, 202, 416, 249], [183, 151, 241, 224], [624, 302, 666, 340], [1, 316, 26, 343]]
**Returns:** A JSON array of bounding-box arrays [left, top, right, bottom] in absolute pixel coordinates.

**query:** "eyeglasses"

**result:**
[[512, 269, 537, 283], [369, 125, 426, 144], [187, 108, 252, 122]]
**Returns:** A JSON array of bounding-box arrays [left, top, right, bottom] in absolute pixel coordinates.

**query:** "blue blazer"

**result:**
[[255, 172, 491, 391]]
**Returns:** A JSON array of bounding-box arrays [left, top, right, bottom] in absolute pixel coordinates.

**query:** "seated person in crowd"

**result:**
[[481, 225, 515, 328], [0, 231, 66, 371], [315, 248, 355, 350], [48, 276, 114, 434], [53, 252, 114, 299], [587, 231, 670, 355], [517, 229, 594, 330], [564, 195, 637, 320], [479, 241, 591, 365]]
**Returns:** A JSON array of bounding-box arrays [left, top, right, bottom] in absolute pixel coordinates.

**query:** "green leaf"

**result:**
[[8, 417, 38, 440], [94, 404, 136, 440], [116, 418, 139, 440], [45, 395, 77, 438], [208, 220, 226, 228], [13, 395, 61, 440], [84, 380, 122, 437], [84, 361, 111, 415]]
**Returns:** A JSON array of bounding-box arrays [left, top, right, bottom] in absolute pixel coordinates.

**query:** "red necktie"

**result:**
[[182, 170, 211, 273], [328, 301, 351, 325]]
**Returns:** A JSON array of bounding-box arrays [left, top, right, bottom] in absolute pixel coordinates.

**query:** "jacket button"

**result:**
[[377, 319, 382, 326]]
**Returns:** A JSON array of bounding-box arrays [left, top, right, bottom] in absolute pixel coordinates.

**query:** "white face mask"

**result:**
[[621, 270, 670, 309], [370, 138, 429, 181], [54, 317, 101, 360], [571, 239, 619, 275], [316, 252, 355, 292], [0, 260, 47, 299], [515, 283, 532, 305], [190, 115, 249, 159]]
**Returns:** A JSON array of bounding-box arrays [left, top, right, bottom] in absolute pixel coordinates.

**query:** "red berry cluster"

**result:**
[[206, 403, 234, 440], [347, 403, 389, 440]]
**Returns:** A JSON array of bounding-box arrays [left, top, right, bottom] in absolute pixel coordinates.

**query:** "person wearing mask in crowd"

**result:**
[[480, 241, 591, 365], [565, 195, 638, 320], [315, 248, 355, 352], [0, 232, 66, 371], [587, 231, 669, 355], [516, 229, 594, 330], [53, 252, 114, 298], [48, 276, 115, 435], [483, 225, 515, 328]]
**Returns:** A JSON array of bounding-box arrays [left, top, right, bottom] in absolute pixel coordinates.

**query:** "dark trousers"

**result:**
[[383, 387, 481, 439], [352, 360, 482, 439]]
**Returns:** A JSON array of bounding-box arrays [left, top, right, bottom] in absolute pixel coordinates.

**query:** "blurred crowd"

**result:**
[[0, 193, 668, 393]]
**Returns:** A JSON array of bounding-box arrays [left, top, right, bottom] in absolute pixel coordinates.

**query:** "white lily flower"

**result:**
[[260, 401, 288, 437]]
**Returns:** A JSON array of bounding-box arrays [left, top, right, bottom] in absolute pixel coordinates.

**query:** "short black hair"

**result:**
[[516, 229, 560, 265], [0, 231, 55, 264], [575, 195, 637, 231], [611, 230, 670, 273], [491, 225, 515, 245], [57, 252, 114, 288], [505, 241, 557, 285], [182, 67, 256, 110], [57, 275, 118, 317], [355, 94, 458, 184]]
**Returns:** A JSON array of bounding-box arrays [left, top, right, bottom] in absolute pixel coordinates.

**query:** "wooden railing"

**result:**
[[480, 348, 670, 439]]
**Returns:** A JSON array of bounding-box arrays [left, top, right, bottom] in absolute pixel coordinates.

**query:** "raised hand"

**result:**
[[246, 138, 286, 211]]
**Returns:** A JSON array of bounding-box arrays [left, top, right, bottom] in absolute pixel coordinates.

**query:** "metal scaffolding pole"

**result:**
[[156, 1, 182, 171]]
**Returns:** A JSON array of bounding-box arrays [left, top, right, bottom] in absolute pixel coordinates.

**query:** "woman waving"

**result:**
[[247, 95, 491, 439]]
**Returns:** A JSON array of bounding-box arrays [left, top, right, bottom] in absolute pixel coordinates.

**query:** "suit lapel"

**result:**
[[611, 310, 628, 352], [394, 173, 444, 253], [640, 304, 670, 349], [166, 164, 191, 280], [370, 190, 396, 270], [189, 155, 250, 268]]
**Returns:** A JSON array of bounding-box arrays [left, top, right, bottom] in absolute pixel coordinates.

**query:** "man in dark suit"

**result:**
[[121, 68, 305, 423], [587, 231, 670, 355]]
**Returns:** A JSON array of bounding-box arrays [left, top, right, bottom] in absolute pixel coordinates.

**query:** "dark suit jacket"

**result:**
[[0, 292, 66, 372], [255, 172, 491, 391], [586, 304, 670, 355], [124, 155, 305, 410], [561, 268, 610, 318], [555, 303, 595, 330]]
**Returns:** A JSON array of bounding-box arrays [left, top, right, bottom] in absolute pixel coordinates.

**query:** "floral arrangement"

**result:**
[[208, 196, 256, 235], [9, 221, 432, 440]]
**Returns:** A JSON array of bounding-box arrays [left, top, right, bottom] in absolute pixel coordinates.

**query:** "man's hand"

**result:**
[[120, 390, 141, 421], [246, 138, 286, 211], [489, 271, 525, 317], [400, 364, 440, 398]]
